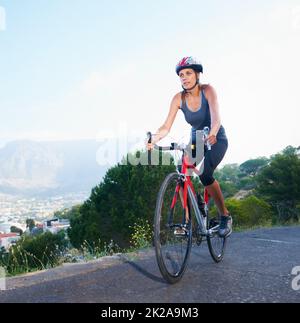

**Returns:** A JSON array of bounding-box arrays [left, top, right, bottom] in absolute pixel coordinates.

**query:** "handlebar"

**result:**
[[146, 128, 212, 153]]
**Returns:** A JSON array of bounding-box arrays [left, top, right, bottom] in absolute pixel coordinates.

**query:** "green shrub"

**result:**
[[2, 231, 68, 275], [210, 196, 274, 229], [235, 196, 273, 227], [80, 239, 121, 260], [129, 219, 153, 250]]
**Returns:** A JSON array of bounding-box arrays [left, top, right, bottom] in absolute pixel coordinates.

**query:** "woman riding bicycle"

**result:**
[[147, 56, 232, 237]]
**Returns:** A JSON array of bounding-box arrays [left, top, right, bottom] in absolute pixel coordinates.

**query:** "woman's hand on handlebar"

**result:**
[[146, 142, 155, 151], [206, 134, 217, 146], [146, 132, 160, 151]]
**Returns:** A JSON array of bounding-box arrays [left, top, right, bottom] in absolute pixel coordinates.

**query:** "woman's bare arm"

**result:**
[[204, 85, 221, 144], [150, 93, 181, 146]]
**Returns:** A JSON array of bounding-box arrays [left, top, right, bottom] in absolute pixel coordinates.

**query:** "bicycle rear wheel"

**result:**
[[206, 212, 227, 262], [154, 172, 192, 284]]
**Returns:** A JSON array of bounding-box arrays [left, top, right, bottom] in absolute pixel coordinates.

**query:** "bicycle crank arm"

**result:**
[[207, 225, 219, 237]]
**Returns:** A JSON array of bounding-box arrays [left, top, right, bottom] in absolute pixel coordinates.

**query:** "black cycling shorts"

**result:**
[[199, 139, 228, 186]]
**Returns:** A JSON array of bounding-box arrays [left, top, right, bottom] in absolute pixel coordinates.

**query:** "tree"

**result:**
[[239, 157, 269, 177], [54, 205, 81, 220], [213, 164, 240, 198], [68, 149, 176, 249], [215, 164, 241, 184], [255, 146, 300, 222]]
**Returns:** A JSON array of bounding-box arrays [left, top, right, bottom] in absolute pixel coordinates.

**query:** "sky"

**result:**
[[0, 0, 300, 165]]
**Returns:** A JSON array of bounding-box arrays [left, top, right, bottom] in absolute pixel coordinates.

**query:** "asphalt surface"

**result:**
[[0, 226, 300, 303]]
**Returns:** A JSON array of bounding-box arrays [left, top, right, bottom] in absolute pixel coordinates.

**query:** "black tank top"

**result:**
[[179, 88, 227, 141]]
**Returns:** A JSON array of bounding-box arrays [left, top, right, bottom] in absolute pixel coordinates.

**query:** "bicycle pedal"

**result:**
[[174, 227, 189, 236]]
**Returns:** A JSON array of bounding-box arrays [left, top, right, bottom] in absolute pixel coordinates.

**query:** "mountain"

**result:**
[[0, 140, 109, 197]]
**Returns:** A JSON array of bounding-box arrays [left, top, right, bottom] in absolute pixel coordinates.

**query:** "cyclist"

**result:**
[[147, 56, 232, 237]]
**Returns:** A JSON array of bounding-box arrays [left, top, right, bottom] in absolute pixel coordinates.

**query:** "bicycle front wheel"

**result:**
[[154, 172, 192, 284]]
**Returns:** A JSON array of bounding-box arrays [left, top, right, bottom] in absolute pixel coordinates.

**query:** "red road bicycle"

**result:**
[[147, 128, 227, 284]]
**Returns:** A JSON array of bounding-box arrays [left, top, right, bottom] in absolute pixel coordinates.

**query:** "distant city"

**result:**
[[0, 191, 89, 232], [0, 139, 110, 233]]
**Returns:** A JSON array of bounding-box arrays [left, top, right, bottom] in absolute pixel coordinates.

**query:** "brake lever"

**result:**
[[203, 127, 211, 151]]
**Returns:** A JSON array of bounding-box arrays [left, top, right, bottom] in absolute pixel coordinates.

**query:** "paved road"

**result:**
[[1, 226, 300, 303]]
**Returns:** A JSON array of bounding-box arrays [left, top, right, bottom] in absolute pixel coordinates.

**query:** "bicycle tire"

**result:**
[[154, 172, 192, 284], [206, 212, 227, 263]]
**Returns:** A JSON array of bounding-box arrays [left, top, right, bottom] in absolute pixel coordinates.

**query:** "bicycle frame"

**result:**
[[172, 153, 218, 237], [147, 129, 220, 238]]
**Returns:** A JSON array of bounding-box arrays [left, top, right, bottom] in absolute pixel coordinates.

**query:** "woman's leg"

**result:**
[[200, 141, 232, 237], [199, 139, 228, 214], [205, 180, 229, 216], [199, 140, 232, 236]]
